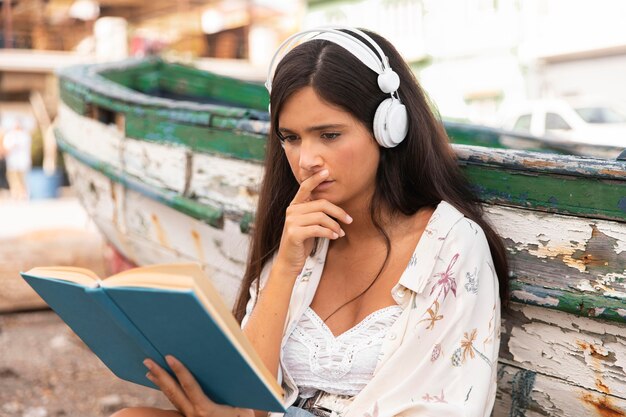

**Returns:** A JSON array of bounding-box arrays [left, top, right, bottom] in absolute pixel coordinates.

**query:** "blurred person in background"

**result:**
[[0, 125, 7, 191], [2, 118, 32, 200]]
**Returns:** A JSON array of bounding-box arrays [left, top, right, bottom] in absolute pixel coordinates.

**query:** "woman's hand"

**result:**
[[276, 169, 353, 277], [144, 356, 255, 417]]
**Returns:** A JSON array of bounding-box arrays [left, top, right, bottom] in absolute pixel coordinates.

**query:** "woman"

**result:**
[[113, 27, 508, 417]]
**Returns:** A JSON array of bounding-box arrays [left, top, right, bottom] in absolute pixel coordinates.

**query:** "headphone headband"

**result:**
[[265, 26, 392, 93]]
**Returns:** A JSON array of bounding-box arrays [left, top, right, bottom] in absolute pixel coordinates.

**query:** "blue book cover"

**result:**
[[20, 265, 285, 413]]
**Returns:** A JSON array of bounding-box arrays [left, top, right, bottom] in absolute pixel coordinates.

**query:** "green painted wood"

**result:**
[[509, 280, 626, 324], [58, 61, 268, 121], [195, 129, 266, 162], [239, 212, 254, 234], [157, 63, 269, 111], [74, 57, 269, 112], [125, 114, 204, 148], [134, 70, 162, 93], [124, 114, 266, 162], [59, 88, 87, 116], [463, 165, 626, 222], [99, 59, 162, 90]]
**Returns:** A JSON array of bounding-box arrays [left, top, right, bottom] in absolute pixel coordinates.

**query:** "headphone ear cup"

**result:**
[[373, 98, 408, 148]]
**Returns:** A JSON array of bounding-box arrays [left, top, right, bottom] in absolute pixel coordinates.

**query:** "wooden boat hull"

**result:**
[[55, 58, 626, 416]]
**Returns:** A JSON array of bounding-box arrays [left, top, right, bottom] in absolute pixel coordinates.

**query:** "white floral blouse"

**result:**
[[242, 200, 501, 417]]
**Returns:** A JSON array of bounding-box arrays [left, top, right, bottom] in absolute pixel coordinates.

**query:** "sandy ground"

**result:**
[[0, 310, 171, 417], [0, 195, 171, 416]]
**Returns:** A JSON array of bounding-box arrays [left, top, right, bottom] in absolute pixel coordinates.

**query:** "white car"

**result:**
[[500, 99, 626, 159]]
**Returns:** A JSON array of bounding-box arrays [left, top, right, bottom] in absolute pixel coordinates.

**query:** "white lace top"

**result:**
[[282, 305, 403, 397]]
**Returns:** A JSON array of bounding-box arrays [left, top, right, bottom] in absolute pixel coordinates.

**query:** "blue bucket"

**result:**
[[27, 168, 63, 199]]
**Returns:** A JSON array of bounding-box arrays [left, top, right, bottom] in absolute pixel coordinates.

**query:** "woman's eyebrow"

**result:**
[[278, 124, 347, 134]]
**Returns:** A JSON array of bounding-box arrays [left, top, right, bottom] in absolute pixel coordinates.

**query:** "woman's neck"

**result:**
[[336, 196, 435, 249], [337, 202, 411, 246]]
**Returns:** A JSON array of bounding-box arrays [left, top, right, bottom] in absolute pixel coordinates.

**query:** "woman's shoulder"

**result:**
[[432, 201, 489, 252]]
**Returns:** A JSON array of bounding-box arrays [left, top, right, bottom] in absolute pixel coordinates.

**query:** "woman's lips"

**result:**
[[313, 180, 334, 191]]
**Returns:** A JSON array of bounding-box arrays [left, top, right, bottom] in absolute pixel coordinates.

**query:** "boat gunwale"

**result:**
[[454, 144, 626, 180], [56, 57, 270, 122], [59, 72, 626, 179], [57, 59, 626, 167]]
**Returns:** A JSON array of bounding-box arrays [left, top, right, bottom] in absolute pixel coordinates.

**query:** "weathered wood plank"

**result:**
[[57, 103, 123, 170], [500, 303, 626, 400], [63, 155, 249, 306], [455, 144, 626, 179], [123, 137, 188, 194], [495, 364, 626, 417], [190, 152, 262, 214], [58, 132, 224, 228], [485, 205, 626, 323], [456, 145, 626, 222]]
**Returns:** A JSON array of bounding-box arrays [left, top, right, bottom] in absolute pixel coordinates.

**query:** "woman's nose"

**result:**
[[298, 140, 323, 170]]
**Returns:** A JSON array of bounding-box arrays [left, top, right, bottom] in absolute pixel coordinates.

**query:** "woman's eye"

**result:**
[[321, 132, 340, 140], [282, 135, 299, 143]]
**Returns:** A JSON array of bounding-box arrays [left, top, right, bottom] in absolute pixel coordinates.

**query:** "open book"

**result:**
[[20, 263, 285, 412]]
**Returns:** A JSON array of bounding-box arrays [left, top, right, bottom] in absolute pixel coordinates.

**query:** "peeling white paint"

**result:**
[[485, 205, 626, 277], [576, 279, 596, 292], [484, 206, 591, 272], [511, 290, 559, 306], [57, 103, 124, 169], [495, 364, 626, 417], [507, 304, 626, 397], [603, 289, 626, 299], [191, 153, 263, 213], [596, 223, 626, 254], [592, 308, 606, 316], [123, 138, 188, 193]]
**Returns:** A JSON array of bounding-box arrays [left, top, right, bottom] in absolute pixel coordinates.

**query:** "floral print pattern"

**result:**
[[430, 253, 459, 302], [422, 389, 447, 403], [418, 300, 444, 330], [464, 267, 479, 294]]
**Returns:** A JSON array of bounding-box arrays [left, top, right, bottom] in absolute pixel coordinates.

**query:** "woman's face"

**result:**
[[278, 86, 380, 210]]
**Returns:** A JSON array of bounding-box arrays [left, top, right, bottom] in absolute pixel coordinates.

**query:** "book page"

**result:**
[[102, 264, 197, 290], [23, 266, 101, 287]]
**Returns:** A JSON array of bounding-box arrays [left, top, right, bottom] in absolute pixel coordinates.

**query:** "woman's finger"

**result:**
[[144, 359, 192, 416], [291, 169, 329, 204], [287, 212, 345, 237], [299, 225, 344, 241], [165, 355, 214, 409], [287, 199, 353, 225], [163, 356, 255, 417]]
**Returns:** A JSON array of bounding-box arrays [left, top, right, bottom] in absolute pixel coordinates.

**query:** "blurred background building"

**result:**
[[1, 0, 626, 137]]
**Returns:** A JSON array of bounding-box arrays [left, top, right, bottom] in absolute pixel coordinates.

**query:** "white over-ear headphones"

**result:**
[[265, 26, 409, 148]]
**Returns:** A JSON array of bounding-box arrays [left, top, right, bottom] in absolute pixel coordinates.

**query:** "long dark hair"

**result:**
[[233, 29, 509, 322]]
